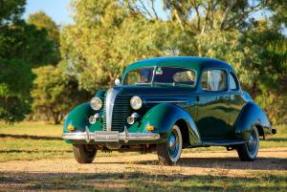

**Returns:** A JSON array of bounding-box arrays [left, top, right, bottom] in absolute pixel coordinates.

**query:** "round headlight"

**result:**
[[90, 97, 103, 111], [130, 96, 142, 110]]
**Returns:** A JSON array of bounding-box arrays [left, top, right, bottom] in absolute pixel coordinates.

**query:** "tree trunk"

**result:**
[[52, 112, 61, 124]]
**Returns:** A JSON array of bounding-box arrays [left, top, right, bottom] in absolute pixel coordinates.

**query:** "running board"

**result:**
[[201, 140, 246, 146]]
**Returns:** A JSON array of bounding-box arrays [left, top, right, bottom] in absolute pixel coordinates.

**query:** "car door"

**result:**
[[227, 71, 245, 129], [195, 68, 231, 141]]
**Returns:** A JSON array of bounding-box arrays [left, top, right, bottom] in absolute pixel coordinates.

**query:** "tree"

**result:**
[[61, 0, 168, 92], [0, 59, 33, 122], [32, 65, 67, 124], [27, 11, 60, 64], [240, 20, 287, 124], [0, 0, 61, 122], [0, 0, 26, 25], [32, 64, 90, 124]]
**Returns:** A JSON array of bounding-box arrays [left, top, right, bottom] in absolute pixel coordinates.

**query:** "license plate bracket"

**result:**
[[92, 131, 119, 142]]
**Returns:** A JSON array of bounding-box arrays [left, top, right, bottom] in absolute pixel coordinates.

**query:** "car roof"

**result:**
[[125, 56, 233, 73]]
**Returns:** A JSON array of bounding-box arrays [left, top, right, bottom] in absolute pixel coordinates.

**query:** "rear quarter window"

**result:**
[[201, 69, 227, 91]]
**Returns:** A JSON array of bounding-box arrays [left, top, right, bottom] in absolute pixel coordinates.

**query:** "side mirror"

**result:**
[[115, 78, 121, 86]]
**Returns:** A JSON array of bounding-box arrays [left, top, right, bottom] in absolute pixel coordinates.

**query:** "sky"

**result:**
[[22, 0, 274, 24], [23, 0, 168, 25], [23, 0, 286, 35], [23, 0, 73, 25], [23, 0, 274, 25]]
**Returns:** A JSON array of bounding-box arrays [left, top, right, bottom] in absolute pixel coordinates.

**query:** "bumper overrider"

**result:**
[[62, 127, 160, 143]]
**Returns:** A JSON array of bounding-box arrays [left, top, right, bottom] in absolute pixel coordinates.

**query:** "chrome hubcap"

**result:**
[[247, 130, 258, 155], [168, 128, 180, 160], [169, 134, 176, 148]]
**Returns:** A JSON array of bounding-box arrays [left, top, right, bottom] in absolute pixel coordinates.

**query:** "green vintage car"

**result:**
[[63, 57, 276, 165]]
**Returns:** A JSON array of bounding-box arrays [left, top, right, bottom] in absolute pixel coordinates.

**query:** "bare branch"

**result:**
[[201, 0, 212, 33], [173, 9, 185, 31], [220, 0, 237, 30], [223, 2, 264, 30], [150, 0, 159, 19], [138, 0, 154, 19], [193, 2, 201, 31]]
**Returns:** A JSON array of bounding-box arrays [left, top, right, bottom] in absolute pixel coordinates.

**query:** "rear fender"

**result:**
[[235, 102, 272, 140], [140, 103, 201, 145]]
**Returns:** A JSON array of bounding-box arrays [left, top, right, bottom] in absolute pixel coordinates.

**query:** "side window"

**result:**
[[229, 72, 239, 90], [201, 69, 227, 91]]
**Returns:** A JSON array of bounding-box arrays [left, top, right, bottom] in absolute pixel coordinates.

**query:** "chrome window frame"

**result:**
[[123, 66, 197, 88], [199, 68, 228, 93]]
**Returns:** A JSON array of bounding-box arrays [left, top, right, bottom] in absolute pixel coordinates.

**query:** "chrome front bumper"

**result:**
[[62, 127, 160, 143]]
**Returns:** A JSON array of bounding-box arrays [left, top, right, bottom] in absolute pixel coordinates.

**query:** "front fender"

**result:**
[[235, 102, 272, 140], [140, 103, 201, 145], [63, 102, 93, 133], [64, 90, 106, 134]]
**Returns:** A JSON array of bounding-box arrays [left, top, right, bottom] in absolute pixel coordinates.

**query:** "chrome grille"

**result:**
[[111, 95, 130, 132], [105, 88, 120, 131], [102, 99, 107, 131]]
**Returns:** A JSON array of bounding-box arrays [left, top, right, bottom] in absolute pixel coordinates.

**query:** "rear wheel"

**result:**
[[236, 127, 259, 161], [157, 125, 183, 165], [73, 144, 97, 164]]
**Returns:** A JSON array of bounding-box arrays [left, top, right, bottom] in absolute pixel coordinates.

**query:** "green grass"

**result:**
[[128, 173, 287, 192], [261, 124, 287, 148], [1, 170, 286, 191], [0, 121, 62, 137], [0, 137, 72, 161], [0, 122, 71, 161]]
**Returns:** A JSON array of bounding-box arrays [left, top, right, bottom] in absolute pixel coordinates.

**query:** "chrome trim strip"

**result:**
[[144, 100, 187, 104], [63, 132, 88, 141], [62, 131, 160, 143], [105, 88, 120, 131], [151, 66, 156, 86]]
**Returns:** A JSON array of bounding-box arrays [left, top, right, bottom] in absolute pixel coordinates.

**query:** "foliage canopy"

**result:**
[[1, 0, 286, 124]]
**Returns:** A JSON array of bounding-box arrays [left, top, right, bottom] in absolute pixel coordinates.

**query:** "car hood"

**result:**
[[100, 85, 195, 103]]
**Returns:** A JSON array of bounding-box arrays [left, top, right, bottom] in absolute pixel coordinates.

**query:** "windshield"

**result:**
[[123, 67, 196, 87], [123, 67, 154, 85]]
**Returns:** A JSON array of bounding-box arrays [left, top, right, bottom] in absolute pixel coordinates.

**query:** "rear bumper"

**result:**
[[62, 127, 160, 143]]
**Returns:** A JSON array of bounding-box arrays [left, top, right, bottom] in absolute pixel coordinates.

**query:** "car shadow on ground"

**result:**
[[0, 149, 71, 153], [95, 156, 287, 171], [0, 134, 61, 140], [177, 157, 287, 170], [265, 137, 287, 142]]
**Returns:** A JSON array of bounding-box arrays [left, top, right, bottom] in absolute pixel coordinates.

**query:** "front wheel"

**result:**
[[236, 127, 259, 161], [73, 144, 97, 164], [157, 125, 183, 165]]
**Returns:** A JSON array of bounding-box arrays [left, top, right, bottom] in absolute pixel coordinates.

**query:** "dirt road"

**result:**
[[0, 148, 286, 191]]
